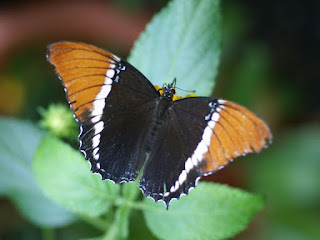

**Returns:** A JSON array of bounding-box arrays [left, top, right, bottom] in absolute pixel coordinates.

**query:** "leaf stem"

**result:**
[[114, 197, 161, 212], [41, 228, 55, 240], [78, 214, 109, 232], [102, 221, 117, 240]]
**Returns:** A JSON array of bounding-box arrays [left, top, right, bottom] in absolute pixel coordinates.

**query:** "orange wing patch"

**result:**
[[47, 42, 119, 121], [202, 100, 272, 174]]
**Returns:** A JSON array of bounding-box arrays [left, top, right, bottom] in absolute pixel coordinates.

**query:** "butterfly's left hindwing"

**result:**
[[47, 41, 159, 183], [139, 97, 272, 207]]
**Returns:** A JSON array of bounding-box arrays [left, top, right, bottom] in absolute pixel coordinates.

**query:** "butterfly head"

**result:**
[[155, 78, 197, 102], [154, 78, 176, 101], [162, 82, 176, 100]]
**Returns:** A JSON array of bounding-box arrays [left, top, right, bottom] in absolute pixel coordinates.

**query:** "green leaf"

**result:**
[[143, 182, 264, 240], [128, 0, 221, 97], [0, 117, 75, 227], [33, 134, 120, 217], [122, 180, 140, 201]]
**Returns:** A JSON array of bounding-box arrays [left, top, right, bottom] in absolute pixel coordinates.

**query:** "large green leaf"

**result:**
[[33, 134, 120, 217], [0, 117, 75, 227], [143, 182, 265, 240], [128, 0, 221, 97]]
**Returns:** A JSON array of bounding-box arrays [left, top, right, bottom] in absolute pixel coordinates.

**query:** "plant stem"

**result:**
[[102, 221, 117, 240], [114, 197, 160, 212], [78, 214, 109, 232], [42, 228, 54, 240]]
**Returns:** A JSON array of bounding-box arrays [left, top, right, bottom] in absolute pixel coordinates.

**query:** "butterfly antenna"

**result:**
[[175, 86, 196, 93], [172, 78, 196, 93], [172, 78, 177, 87]]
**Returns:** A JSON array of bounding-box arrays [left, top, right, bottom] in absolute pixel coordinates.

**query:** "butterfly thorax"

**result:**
[[156, 84, 175, 118], [145, 85, 175, 154]]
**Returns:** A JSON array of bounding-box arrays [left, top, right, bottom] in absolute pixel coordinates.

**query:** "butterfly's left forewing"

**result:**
[[139, 97, 272, 207], [47, 41, 159, 183]]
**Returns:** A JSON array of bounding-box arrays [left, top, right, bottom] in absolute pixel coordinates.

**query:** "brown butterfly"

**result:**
[[47, 41, 272, 208]]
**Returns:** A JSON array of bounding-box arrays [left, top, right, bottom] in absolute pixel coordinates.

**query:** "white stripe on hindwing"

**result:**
[[164, 100, 223, 199]]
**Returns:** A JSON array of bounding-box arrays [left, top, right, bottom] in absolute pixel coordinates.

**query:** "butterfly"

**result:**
[[47, 41, 272, 208]]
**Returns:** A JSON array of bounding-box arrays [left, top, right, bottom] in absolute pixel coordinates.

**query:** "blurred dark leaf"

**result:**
[[0, 117, 75, 227], [6, 45, 64, 120], [226, 44, 271, 107]]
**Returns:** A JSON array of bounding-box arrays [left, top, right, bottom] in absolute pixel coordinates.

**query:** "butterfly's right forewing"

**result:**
[[47, 41, 159, 183]]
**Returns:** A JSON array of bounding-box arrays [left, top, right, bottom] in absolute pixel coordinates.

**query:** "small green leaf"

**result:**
[[143, 182, 265, 240], [0, 117, 75, 227], [128, 0, 221, 97], [33, 134, 120, 217]]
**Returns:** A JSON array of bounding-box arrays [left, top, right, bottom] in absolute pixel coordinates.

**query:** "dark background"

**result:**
[[0, 0, 319, 239]]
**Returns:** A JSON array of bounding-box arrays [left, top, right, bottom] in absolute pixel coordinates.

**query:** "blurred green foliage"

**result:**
[[0, 117, 75, 227], [1, 46, 65, 120], [248, 125, 320, 240], [39, 103, 79, 140]]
